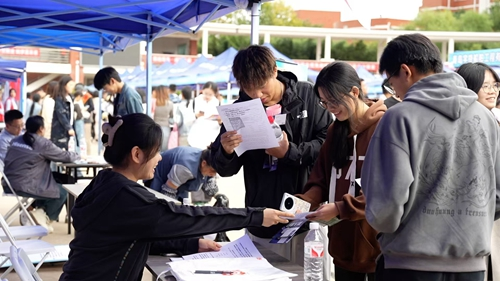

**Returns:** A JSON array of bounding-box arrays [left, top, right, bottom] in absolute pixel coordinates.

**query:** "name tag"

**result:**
[[297, 110, 308, 119], [274, 114, 287, 125]]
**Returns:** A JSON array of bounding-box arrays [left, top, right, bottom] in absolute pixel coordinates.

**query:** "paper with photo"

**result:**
[[167, 257, 297, 281], [217, 99, 279, 156]]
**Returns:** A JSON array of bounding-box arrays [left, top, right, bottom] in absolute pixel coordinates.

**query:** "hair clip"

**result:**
[[102, 119, 123, 147]]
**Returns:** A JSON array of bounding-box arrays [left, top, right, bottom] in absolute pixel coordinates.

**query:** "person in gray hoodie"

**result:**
[[361, 33, 500, 281]]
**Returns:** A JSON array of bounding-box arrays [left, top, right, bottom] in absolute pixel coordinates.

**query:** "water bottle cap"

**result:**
[[309, 222, 320, 230], [267, 115, 275, 124]]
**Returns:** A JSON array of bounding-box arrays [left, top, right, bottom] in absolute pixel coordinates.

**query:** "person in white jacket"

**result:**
[[38, 81, 57, 140]]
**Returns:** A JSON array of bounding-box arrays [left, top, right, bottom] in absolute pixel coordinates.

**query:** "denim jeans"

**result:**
[[74, 119, 85, 155], [16, 184, 68, 221]]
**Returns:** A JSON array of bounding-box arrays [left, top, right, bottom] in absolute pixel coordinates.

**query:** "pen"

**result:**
[[194, 270, 234, 274]]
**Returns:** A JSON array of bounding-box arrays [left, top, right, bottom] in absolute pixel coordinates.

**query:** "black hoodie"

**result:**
[[60, 169, 264, 281], [211, 71, 333, 238]]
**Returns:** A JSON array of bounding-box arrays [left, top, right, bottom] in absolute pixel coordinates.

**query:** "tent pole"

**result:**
[[20, 71, 27, 115], [97, 51, 104, 155], [250, 1, 261, 45], [146, 41, 152, 116], [146, 14, 153, 117]]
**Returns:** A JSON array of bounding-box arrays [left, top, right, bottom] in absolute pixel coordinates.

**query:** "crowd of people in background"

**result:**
[[2, 35, 500, 281]]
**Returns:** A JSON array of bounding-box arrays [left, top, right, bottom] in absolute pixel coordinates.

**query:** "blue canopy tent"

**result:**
[[122, 65, 144, 84], [262, 42, 293, 63], [169, 47, 238, 85], [356, 65, 375, 81], [0, 0, 245, 152], [0, 58, 27, 113]]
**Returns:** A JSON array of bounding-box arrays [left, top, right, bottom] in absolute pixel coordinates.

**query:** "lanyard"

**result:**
[[329, 135, 357, 203]]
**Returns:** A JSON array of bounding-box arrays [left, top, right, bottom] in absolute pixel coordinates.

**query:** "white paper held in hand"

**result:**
[[217, 99, 280, 156], [279, 212, 316, 221], [180, 234, 263, 260]]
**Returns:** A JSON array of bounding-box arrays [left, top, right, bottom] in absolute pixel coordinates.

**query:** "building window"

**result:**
[[177, 44, 187, 55]]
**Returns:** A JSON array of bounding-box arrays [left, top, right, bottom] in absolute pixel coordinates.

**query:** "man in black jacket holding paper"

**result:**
[[211, 45, 333, 240]]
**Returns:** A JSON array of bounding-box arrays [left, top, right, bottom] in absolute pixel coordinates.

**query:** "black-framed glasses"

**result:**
[[481, 83, 500, 93], [383, 70, 398, 96]]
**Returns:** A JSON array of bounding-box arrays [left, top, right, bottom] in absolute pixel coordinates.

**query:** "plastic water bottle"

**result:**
[[268, 116, 283, 141], [304, 222, 324, 281], [267, 116, 282, 171]]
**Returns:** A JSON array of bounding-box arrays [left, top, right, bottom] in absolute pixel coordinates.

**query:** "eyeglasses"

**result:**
[[383, 70, 398, 96], [481, 83, 500, 93], [319, 99, 340, 109]]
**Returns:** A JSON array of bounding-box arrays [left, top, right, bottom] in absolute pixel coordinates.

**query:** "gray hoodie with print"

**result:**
[[361, 72, 500, 272]]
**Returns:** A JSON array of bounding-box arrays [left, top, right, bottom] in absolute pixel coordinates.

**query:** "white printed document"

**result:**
[[217, 99, 279, 156], [180, 235, 263, 260], [167, 257, 297, 281]]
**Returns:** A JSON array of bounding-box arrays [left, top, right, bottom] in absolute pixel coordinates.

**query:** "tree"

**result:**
[[489, 0, 500, 31], [404, 10, 459, 31], [200, 0, 377, 61], [457, 10, 492, 31], [404, 9, 498, 51]]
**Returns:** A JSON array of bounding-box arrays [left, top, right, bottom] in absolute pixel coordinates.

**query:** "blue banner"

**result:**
[[449, 49, 500, 67]]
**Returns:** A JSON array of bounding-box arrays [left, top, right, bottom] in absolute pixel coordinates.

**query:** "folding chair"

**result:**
[[1, 171, 36, 226], [0, 213, 48, 241], [0, 213, 54, 279], [9, 246, 42, 281]]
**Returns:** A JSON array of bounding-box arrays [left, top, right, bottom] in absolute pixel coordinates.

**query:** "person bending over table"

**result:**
[[3, 116, 79, 233], [144, 146, 218, 202], [60, 114, 293, 281]]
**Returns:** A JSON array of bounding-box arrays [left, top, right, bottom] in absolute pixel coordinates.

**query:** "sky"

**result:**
[[287, 0, 423, 21]]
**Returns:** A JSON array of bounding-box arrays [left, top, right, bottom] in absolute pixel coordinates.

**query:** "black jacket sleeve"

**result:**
[[152, 201, 263, 239], [149, 238, 200, 256], [85, 97, 95, 113], [210, 124, 244, 177], [123, 186, 263, 241]]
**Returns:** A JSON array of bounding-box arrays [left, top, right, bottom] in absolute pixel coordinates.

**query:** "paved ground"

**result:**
[[0, 148, 247, 281]]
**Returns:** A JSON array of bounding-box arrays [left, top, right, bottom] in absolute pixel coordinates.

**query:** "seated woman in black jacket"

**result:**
[[60, 113, 293, 281]]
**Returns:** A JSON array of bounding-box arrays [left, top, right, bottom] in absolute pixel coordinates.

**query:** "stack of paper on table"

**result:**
[[167, 257, 295, 281], [165, 235, 296, 281]]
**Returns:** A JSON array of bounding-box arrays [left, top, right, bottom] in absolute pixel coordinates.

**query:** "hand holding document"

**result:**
[[217, 99, 279, 156], [179, 235, 263, 260], [164, 235, 297, 281]]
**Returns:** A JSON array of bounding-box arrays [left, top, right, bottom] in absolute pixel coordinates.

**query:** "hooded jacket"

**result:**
[[211, 71, 333, 238], [4, 134, 79, 198], [60, 169, 264, 281], [298, 99, 386, 273], [361, 73, 500, 272]]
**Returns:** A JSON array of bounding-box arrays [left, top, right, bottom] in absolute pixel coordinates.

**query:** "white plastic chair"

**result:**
[[10, 245, 42, 281], [0, 213, 48, 240], [0, 212, 54, 279], [1, 171, 36, 226]]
